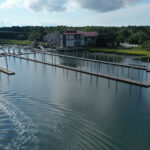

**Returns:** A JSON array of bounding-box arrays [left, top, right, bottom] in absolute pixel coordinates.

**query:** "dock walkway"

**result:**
[[8, 53, 150, 87], [0, 67, 15, 75], [35, 50, 150, 72]]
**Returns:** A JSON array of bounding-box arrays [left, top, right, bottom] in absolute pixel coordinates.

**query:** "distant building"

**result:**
[[61, 28, 98, 48], [43, 31, 61, 46]]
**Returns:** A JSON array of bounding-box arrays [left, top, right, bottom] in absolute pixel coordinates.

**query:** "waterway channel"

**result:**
[[0, 48, 150, 150]]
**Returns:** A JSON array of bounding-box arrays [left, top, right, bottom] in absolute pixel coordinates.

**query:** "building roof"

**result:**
[[63, 29, 98, 37]]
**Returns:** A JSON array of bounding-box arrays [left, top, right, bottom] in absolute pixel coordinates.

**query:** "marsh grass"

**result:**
[[0, 40, 32, 45], [89, 47, 150, 58]]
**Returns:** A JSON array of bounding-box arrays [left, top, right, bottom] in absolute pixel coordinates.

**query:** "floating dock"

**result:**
[[17, 52, 36, 55], [35, 50, 150, 72], [8, 54, 150, 87], [0, 67, 15, 75]]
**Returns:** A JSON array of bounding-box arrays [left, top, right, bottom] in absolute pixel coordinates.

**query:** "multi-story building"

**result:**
[[61, 29, 98, 48]]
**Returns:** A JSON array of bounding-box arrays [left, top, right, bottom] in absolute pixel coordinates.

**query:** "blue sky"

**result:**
[[0, 0, 150, 27]]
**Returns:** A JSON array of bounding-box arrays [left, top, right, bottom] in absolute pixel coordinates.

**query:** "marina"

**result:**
[[0, 3, 150, 149], [0, 46, 150, 150], [7, 52, 150, 87]]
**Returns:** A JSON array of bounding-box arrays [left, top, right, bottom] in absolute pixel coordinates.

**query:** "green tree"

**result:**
[[28, 27, 46, 41], [127, 32, 149, 44], [142, 40, 150, 51], [118, 28, 129, 42]]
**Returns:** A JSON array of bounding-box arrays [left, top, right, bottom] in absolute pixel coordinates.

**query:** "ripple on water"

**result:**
[[0, 91, 125, 150], [0, 93, 38, 150]]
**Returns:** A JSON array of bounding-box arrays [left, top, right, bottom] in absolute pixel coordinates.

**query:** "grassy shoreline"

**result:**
[[0, 39, 150, 59], [0, 40, 32, 46], [88, 47, 150, 59]]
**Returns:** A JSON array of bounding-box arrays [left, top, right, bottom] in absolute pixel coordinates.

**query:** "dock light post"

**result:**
[[112, 64, 114, 74], [81, 60, 83, 71], [113, 56, 115, 63], [128, 68, 130, 79], [131, 68, 133, 80], [140, 57, 142, 66], [107, 63, 109, 73], [147, 58, 149, 67], [99, 63, 101, 73], [8, 47, 10, 54], [5, 55, 8, 71], [52, 55, 53, 64], [13, 48, 15, 55], [97, 63, 98, 75], [141, 70, 143, 83], [44, 53, 46, 63], [122, 66, 124, 77], [129, 57, 131, 65], [83, 51, 84, 58], [117, 66, 119, 79], [87, 60, 88, 69], [26, 51, 28, 58], [146, 71, 148, 83], [138, 69, 140, 81], [34, 53, 36, 59]]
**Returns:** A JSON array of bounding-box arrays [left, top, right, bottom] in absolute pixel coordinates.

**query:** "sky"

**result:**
[[0, 0, 150, 27]]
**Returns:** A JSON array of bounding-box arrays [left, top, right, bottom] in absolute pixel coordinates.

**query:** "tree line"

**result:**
[[0, 25, 150, 48]]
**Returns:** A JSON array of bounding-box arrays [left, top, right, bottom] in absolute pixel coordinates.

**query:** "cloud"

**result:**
[[24, 0, 142, 12], [82, 3, 150, 26], [0, 0, 142, 12], [24, 0, 67, 12], [0, 0, 22, 9], [77, 0, 141, 12]]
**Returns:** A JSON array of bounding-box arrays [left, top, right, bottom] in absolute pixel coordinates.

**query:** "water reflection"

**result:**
[[23, 52, 149, 83]]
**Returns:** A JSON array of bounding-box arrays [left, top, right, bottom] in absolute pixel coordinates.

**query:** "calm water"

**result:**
[[0, 50, 150, 150]]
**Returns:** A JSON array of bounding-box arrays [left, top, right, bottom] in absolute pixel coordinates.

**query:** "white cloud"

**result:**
[[66, 1, 80, 12], [0, 0, 22, 9], [0, 0, 142, 12]]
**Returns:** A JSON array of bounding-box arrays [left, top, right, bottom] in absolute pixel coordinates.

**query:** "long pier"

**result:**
[[34, 50, 150, 72], [0, 67, 15, 75], [17, 52, 35, 55], [7, 53, 150, 87]]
